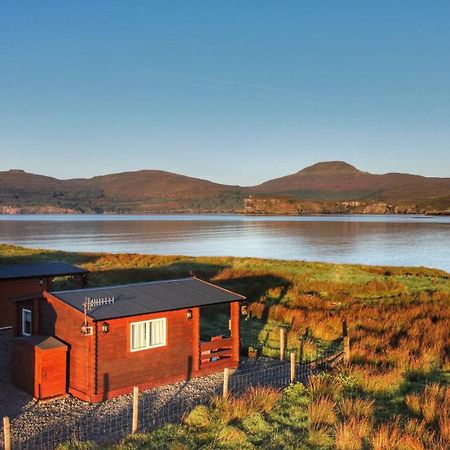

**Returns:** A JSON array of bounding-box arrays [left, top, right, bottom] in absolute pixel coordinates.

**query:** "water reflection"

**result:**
[[0, 215, 448, 271]]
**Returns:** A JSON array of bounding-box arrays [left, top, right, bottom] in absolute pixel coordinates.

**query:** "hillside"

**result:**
[[251, 161, 450, 210], [0, 162, 449, 214], [0, 169, 246, 213]]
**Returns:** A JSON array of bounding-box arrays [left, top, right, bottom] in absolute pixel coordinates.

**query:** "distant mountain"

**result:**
[[251, 161, 450, 207], [0, 162, 449, 214], [0, 169, 246, 213]]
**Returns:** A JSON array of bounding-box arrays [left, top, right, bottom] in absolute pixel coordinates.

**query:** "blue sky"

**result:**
[[1, 1, 449, 185]]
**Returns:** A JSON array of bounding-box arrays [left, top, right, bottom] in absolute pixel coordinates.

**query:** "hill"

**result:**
[[0, 162, 449, 214], [252, 161, 450, 209], [0, 169, 246, 213]]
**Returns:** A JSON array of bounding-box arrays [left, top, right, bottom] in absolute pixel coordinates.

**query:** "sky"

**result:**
[[1, 1, 449, 185]]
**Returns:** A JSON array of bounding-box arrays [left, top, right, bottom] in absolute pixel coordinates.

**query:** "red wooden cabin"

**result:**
[[37, 277, 244, 403], [0, 262, 87, 335]]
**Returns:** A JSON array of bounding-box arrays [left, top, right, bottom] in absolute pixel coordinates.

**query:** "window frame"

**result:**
[[130, 317, 167, 352], [21, 308, 32, 337]]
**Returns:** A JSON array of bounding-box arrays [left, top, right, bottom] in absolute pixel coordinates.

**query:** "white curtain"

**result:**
[[150, 318, 166, 346], [131, 318, 166, 350]]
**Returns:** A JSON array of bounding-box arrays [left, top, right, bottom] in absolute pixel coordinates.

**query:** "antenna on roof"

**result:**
[[83, 296, 116, 311]]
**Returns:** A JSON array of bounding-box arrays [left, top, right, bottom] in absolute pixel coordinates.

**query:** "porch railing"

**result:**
[[199, 337, 233, 368]]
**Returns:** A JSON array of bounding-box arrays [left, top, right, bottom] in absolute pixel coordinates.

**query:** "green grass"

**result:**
[[3, 244, 449, 449]]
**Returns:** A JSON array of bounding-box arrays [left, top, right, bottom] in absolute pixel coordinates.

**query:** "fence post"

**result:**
[[290, 352, 296, 383], [279, 328, 286, 361], [223, 368, 230, 398], [342, 319, 350, 364], [3, 416, 11, 450], [132, 386, 139, 434]]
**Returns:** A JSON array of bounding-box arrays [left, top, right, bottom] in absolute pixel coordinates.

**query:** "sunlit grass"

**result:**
[[3, 244, 449, 449]]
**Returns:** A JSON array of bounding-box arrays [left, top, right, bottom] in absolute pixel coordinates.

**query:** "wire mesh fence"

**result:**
[[1, 342, 343, 450]]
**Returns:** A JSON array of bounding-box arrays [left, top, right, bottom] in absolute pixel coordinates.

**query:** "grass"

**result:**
[[2, 244, 449, 449]]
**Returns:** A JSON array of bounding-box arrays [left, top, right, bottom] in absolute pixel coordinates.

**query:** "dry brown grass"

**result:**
[[339, 397, 374, 420], [211, 386, 281, 423], [307, 374, 343, 401], [371, 421, 401, 450], [405, 383, 450, 426], [308, 397, 337, 429], [335, 417, 372, 450], [2, 245, 449, 448]]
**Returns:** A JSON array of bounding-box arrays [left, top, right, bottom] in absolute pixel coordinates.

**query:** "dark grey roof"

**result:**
[[50, 277, 245, 320], [0, 262, 88, 281], [13, 335, 67, 350]]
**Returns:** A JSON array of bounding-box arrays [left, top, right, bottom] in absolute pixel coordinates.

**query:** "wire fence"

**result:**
[[1, 343, 344, 450]]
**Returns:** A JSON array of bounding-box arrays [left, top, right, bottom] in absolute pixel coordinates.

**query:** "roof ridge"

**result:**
[[194, 277, 246, 300], [50, 276, 196, 294]]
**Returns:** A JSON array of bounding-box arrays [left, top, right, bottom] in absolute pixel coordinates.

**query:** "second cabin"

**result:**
[[21, 277, 245, 403]]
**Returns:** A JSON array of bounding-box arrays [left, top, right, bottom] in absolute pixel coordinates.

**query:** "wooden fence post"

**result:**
[[132, 386, 139, 434], [3, 416, 11, 450], [223, 368, 230, 398], [290, 352, 296, 383], [279, 328, 286, 361], [342, 319, 350, 364], [343, 336, 350, 363]]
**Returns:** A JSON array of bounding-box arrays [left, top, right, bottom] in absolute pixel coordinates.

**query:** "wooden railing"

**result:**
[[200, 337, 233, 369]]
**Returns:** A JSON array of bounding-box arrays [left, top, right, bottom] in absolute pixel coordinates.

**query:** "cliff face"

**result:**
[[0, 205, 78, 214], [243, 197, 445, 215]]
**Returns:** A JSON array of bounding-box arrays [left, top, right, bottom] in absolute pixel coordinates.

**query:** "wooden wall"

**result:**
[[0, 277, 49, 330], [0, 274, 85, 331], [94, 308, 197, 401], [11, 339, 35, 394], [40, 293, 91, 401]]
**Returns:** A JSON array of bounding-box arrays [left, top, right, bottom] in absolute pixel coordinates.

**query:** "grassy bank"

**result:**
[[1, 244, 449, 448]]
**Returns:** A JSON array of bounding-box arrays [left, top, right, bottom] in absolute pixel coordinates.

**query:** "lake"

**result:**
[[0, 214, 449, 272]]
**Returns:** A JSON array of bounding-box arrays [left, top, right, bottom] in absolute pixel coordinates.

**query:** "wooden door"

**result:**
[[38, 349, 67, 399]]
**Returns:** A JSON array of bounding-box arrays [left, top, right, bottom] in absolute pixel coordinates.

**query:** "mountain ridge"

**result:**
[[1, 162, 449, 214]]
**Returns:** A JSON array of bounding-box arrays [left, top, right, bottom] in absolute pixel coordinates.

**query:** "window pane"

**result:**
[[131, 318, 166, 351], [22, 309, 32, 336], [131, 322, 147, 350], [150, 318, 166, 346]]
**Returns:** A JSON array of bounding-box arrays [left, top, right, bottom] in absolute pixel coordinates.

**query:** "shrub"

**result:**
[[307, 426, 334, 448], [216, 426, 248, 445], [184, 405, 212, 429], [241, 413, 272, 439], [56, 440, 96, 450]]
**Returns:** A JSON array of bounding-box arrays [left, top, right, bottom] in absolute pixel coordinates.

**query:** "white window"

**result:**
[[130, 318, 166, 352], [22, 309, 32, 336]]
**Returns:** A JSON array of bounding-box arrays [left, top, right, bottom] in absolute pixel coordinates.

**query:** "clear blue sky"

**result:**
[[1, 1, 449, 185]]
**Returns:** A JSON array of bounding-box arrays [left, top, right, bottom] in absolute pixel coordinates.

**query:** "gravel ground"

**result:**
[[0, 331, 290, 448]]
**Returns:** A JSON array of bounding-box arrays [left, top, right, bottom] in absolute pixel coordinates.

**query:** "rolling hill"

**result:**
[[0, 162, 449, 214], [252, 161, 450, 204]]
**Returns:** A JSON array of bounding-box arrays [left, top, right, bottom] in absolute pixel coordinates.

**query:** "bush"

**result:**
[[184, 405, 212, 429]]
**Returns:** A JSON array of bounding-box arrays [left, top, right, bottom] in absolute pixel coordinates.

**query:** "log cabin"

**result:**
[[0, 262, 88, 334], [13, 277, 245, 403]]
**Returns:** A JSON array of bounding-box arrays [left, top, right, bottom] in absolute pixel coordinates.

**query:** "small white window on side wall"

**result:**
[[130, 318, 167, 352], [22, 309, 32, 336]]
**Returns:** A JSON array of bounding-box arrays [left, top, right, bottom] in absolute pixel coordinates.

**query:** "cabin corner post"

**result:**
[[192, 307, 200, 371], [231, 301, 240, 363]]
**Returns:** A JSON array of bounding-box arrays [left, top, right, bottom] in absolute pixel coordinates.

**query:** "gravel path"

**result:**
[[0, 331, 291, 449]]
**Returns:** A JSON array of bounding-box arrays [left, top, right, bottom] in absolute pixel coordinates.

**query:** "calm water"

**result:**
[[0, 215, 449, 271]]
